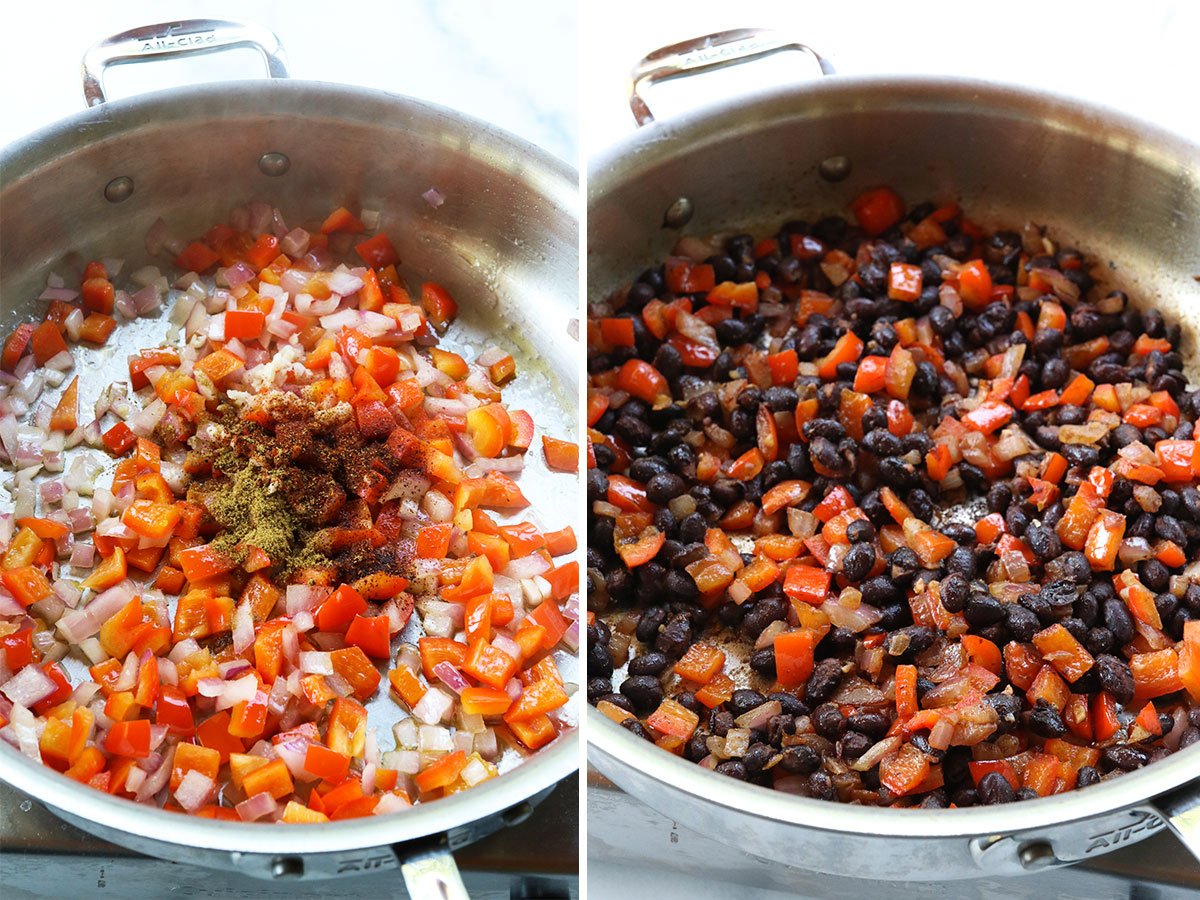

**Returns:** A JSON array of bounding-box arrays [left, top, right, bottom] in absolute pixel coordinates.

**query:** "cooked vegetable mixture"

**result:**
[[586, 188, 1200, 807], [0, 203, 579, 821]]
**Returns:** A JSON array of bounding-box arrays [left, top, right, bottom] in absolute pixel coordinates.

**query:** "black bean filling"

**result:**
[[587, 193, 1200, 806]]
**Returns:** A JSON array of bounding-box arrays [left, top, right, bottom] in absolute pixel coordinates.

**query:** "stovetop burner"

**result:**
[[0, 775, 577, 899], [587, 768, 1199, 899]]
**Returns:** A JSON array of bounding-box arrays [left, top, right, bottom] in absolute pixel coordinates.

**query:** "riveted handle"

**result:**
[[398, 844, 471, 900], [628, 28, 827, 127], [82, 18, 289, 107], [1155, 779, 1200, 863]]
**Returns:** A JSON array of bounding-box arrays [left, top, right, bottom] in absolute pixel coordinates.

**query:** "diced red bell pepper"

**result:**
[[616, 358, 669, 405], [887, 263, 923, 301], [105, 719, 151, 759], [782, 565, 830, 607], [849, 187, 904, 236], [775, 629, 820, 689]]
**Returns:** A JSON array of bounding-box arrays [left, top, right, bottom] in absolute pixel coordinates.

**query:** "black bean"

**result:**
[[940, 573, 969, 612], [729, 689, 768, 719], [846, 519, 876, 544], [749, 647, 777, 678], [588, 643, 613, 678], [1085, 626, 1115, 656], [709, 709, 733, 737], [655, 614, 693, 658], [744, 743, 774, 773], [842, 713, 887, 745], [715, 760, 747, 780], [1101, 745, 1148, 772], [979, 771, 1017, 804], [1103, 597, 1136, 645], [839, 731, 872, 759], [862, 576, 900, 605], [1076, 766, 1101, 788], [841, 543, 875, 582], [988, 692, 1022, 732], [620, 675, 664, 712], [627, 652, 670, 676], [645, 472, 687, 504], [781, 744, 821, 774], [806, 658, 844, 703], [808, 770, 836, 801], [812, 703, 847, 739], [1006, 604, 1040, 642], [1094, 654, 1135, 705], [741, 597, 787, 638], [890, 548, 921, 582], [944, 546, 978, 579], [1028, 700, 1066, 738], [965, 593, 1005, 626]]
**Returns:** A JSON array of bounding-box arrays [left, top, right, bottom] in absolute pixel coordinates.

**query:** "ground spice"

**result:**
[[188, 393, 416, 583]]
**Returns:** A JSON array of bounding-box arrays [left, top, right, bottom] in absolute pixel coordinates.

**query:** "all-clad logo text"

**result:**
[[139, 32, 217, 52], [336, 854, 394, 873], [1084, 810, 1164, 854], [678, 40, 769, 67]]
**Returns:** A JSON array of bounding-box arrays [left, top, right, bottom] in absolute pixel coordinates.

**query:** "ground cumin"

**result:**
[[189, 395, 415, 583]]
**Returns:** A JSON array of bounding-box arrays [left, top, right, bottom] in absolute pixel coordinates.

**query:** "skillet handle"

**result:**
[[82, 18, 289, 107], [1155, 780, 1200, 863], [629, 28, 828, 127], [397, 842, 471, 900]]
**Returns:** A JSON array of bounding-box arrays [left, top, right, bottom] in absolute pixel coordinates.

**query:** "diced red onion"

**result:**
[[299, 651, 333, 675], [327, 270, 364, 296], [503, 555, 551, 581], [213, 673, 258, 711], [52, 579, 83, 609], [167, 645, 202, 671], [1, 665, 57, 706], [286, 584, 330, 615], [422, 187, 445, 208], [433, 662, 469, 694], [232, 604, 254, 654], [131, 285, 162, 315], [319, 309, 361, 332], [44, 351, 75, 372], [157, 657, 178, 686], [127, 398, 167, 438], [218, 659, 254, 681], [281, 228, 310, 257], [136, 746, 174, 802], [562, 620, 580, 651], [469, 455, 526, 474], [412, 687, 453, 725], [236, 791, 278, 821], [174, 769, 214, 812], [57, 580, 135, 643], [223, 262, 256, 288], [38, 287, 80, 303], [374, 792, 411, 815]]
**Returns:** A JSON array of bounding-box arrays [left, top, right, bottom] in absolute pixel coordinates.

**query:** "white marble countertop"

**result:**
[[582, 0, 1200, 156], [0, 0, 577, 165]]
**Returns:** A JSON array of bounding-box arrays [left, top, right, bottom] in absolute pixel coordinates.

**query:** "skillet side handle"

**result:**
[[1155, 780, 1200, 863], [396, 841, 471, 900], [629, 28, 828, 127], [81, 18, 289, 107]]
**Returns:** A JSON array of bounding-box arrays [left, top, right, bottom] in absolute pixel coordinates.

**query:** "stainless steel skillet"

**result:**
[[0, 19, 580, 894], [587, 28, 1200, 880]]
